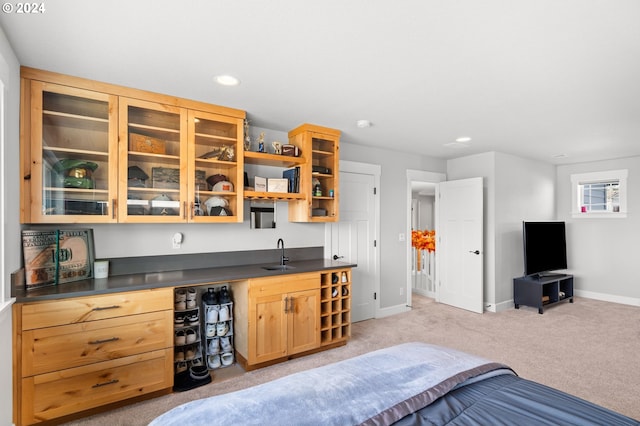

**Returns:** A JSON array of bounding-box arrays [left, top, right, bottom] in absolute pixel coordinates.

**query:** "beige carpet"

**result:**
[[62, 295, 640, 425]]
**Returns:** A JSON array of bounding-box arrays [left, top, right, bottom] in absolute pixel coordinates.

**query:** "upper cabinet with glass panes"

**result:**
[[20, 67, 245, 224]]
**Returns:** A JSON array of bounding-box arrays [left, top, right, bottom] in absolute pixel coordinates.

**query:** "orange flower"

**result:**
[[411, 229, 435, 253]]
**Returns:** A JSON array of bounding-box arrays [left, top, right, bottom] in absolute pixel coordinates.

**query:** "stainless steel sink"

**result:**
[[262, 265, 296, 271]]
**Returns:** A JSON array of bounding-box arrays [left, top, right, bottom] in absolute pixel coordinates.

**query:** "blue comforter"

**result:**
[[150, 342, 510, 426]]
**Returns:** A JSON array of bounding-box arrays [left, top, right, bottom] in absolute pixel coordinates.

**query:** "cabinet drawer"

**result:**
[[249, 273, 319, 297], [22, 310, 173, 376], [21, 349, 173, 424], [21, 288, 173, 330]]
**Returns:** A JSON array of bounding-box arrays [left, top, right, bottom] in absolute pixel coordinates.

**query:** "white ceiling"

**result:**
[[1, 0, 639, 165]]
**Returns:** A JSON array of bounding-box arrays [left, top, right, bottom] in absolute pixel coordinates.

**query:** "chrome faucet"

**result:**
[[277, 238, 289, 266]]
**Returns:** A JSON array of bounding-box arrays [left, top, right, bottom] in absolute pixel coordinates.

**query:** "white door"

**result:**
[[329, 163, 379, 322], [436, 177, 483, 313]]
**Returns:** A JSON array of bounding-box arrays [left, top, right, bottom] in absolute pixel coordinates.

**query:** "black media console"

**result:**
[[513, 274, 574, 314]]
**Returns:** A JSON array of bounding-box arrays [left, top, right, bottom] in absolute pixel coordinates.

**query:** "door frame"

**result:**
[[405, 170, 446, 307], [325, 160, 381, 319]]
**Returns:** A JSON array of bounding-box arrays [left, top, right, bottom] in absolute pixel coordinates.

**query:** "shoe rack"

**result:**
[[173, 288, 204, 375], [320, 269, 351, 345], [202, 285, 235, 370]]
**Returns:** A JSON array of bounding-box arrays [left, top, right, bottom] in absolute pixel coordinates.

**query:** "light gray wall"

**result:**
[[340, 141, 446, 309], [0, 23, 20, 426], [447, 152, 556, 311], [493, 152, 556, 306], [557, 156, 640, 302]]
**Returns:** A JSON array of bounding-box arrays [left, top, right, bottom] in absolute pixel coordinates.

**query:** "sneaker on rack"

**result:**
[[216, 321, 229, 337], [221, 352, 234, 366], [176, 361, 188, 373], [174, 313, 185, 326], [175, 330, 186, 345], [208, 337, 220, 354], [206, 306, 219, 323], [186, 287, 197, 301], [175, 349, 185, 362], [186, 328, 197, 344], [187, 312, 199, 325], [220, 336, 232, 353], [206, 323, 217, 338], [186, 299, 197, 309], [185, 345, 196, 360], [207, 354, 221, 369], [218, 305, 230, 321], [219, 286, 231, 304], [175, 300, 187, 311], [175, 289, 187, 303]]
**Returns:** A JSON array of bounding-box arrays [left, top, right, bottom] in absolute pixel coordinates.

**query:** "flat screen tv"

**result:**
[[522, 221, 567, 277]]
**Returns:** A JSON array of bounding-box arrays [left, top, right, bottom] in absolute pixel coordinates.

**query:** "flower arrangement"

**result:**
[[411, 229, 435, 253]]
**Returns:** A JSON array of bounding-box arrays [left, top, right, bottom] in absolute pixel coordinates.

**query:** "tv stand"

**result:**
[[514, 274, 573, 314]]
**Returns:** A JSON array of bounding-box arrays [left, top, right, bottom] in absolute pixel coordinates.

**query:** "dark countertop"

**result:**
[[12, 258, 357, 303]]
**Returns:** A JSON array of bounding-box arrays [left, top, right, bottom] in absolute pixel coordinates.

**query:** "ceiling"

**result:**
[[2, 0, 639, 165]]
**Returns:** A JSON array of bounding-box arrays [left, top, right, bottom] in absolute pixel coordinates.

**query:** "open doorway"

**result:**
[[411, 182, 436, 297], [405, 170, 446, 307]]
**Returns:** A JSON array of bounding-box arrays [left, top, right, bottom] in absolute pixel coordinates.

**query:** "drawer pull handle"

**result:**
[[91, 305, 121, 311], [92, 379, 119, 388], [89, 337, 120, 345]]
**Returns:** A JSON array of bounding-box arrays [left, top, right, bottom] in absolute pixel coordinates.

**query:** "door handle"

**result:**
[[469, 250, 480, 255], [333, 255, 344, 260]]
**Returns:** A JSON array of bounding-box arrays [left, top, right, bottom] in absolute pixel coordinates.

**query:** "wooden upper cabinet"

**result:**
[[288, 124, 340, 222], [24, 81, 119, 223], [20, 67, 245, 224], [118, 97, 188, 222], [187, 110, 244, 222]]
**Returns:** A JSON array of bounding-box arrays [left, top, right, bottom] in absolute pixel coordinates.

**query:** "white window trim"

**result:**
[[570, 169, 628, 219]]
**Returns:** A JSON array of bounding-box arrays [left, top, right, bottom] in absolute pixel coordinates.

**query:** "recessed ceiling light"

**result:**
[[455, 137, 472, 143], [356, 119, 372, 128], [214, 75, 240, 86]]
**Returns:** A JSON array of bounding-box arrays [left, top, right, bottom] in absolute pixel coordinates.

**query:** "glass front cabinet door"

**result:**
[[118, 97, 187, 222], [28, 81, 119, 223], [187, 110, 243, 223]]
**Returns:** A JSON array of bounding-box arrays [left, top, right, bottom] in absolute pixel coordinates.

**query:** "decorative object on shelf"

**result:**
[[129, 132, 166, 154], [204, 196, 231, 216], [243, 119, 252, 151], [21, 228, 95, 289], [281, 144, 300, 157], [272, 141, 282, 154], [128, 165, 149, 188], [206, 174, 228, 189], [150, 193, 178, 216], [268, 178, 288, 193], [212, 180, 234, 192], [257, 132, 265, 152], [152, 167, 180, 190], [199, 145, 235, 161], [53, 159, 98, 189]]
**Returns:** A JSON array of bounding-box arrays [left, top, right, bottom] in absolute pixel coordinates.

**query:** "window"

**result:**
[[571, 170, 628, 218]]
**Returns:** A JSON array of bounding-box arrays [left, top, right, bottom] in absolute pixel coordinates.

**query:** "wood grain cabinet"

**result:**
[[233, 273, 322, 368], [20, 67, 245, 224], [13, 288, 174, 425], [287, 124, 340, 222]]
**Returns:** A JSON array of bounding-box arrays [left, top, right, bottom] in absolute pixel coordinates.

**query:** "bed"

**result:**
[[150, 342, 639, 426]]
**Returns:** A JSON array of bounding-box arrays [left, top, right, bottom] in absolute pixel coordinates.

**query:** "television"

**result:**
[[522, 221, 567, 277]]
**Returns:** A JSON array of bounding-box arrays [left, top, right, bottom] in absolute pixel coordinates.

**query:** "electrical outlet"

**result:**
[[172, 232, 183, 249], [398, 233, 405, 242], [399, 286, 404, 296]]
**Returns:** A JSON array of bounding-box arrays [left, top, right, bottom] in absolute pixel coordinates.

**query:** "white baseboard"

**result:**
[[574, 289, 640, 307], [376, 303, 411, 318]]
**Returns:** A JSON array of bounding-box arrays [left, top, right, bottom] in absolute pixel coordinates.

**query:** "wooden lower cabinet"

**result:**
[[13, 288, 174, 425], [234, 273, 322, 367]]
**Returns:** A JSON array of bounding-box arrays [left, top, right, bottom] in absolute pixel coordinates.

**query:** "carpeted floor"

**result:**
[[62, 294, 640, 425]]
